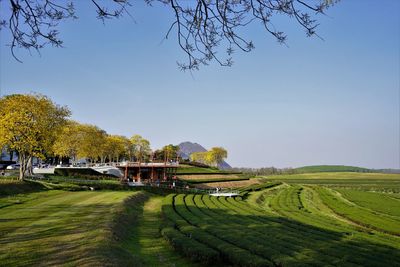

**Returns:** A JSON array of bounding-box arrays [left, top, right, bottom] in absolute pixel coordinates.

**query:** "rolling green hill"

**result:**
[[295, 165, 371, 173], [2, 171, 400, 266], [176, 164, 245, 183]]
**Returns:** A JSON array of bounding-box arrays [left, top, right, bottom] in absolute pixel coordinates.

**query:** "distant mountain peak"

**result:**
[[178, 141, 231, 170]]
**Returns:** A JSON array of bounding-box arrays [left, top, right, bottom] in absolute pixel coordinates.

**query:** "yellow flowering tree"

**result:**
[[130, 135, 151, 162], [206, 147, 228, 167], [0, 94, 70, 179], [52, 120, 82, 163], [190, 147, 228, 167]]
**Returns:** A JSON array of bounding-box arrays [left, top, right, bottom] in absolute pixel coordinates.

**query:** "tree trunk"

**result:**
[[19, 161, 24, 180], [27, 156, 33, 176], [19, 153, 29, 180]]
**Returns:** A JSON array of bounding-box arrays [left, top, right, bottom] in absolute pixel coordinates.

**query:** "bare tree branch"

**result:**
[[1, 0, 338, 69]]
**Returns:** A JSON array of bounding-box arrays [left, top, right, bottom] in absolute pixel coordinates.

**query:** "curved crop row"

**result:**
[[316, 187, 400, 236], [161, 195, 220, 264], [162, 194, 271, 266], [196, 195, 381, 266], [162, 189, 400, 267], [335, 189, 400, 218], [230, 187, 400, 265], [195, 195, 312, 266], [264, 185, 400, 264], [174, 194, 272, 266]]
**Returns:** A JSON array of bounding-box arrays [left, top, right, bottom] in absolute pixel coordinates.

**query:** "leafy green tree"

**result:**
[[130, 134, 151, 162], [104, 135, 127, 163], [190, 147, 228, 167], [0, 94, 70, 179], [77, 124, 107, 163], [159, 144, 179, 162], [190, 151, 208, 164], [206, 147, 228, 167], [53, 120, 82, 163]]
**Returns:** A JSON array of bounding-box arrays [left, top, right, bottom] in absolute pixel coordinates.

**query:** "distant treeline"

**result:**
[[231, 167, 298, 176], [230, 165, 398, 176]]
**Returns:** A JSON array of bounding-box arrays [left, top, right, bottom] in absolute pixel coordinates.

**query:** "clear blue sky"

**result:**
[[1, 1, 399, 169]]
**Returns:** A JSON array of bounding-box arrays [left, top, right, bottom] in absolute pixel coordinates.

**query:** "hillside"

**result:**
[[295, 165, 371, 173], [178, 141, 232, 169], [176, 164, 245, 184]]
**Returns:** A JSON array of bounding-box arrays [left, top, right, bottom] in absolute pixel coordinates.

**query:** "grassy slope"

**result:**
[[266, 172, 400, 180], [295, 165, 371, 173], [265, 172, 400, 193], [0, 190, 140, 266], [176, 165, 235, 174], [126, 196, 196, 266], [0, 179, 45, 196], [162, 190, 400, 266], [176, 165, 221, 174], [177, 165, 244, 184], [336, 189, 400, 217]]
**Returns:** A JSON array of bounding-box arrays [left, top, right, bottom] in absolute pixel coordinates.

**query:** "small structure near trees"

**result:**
[[117, 161, 179, 183]]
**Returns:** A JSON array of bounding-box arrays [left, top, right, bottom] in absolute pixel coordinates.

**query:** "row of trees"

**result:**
[[1, 93, 228, 179], [53, 123, 180, 164], [230, 167, 297, 176], [0, 94, 70, 179], [190, 147, 228, 167], [52, 121, 151, 164], [0, 94, 182, 179]]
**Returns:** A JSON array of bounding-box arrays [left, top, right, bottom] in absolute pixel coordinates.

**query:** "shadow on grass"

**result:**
[[0, 192, 148, 267], [173, 201, 400, 267], [0, 179, 46, 197]]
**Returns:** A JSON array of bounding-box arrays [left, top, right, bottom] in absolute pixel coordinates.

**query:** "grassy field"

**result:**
[[177, 174, 247, 184], [0, 190, 144, 266], [294, 165, 371, 173], [194, 178, 267, 189], [160, 173, 400, 266], [176, 165, 223, 174], [266, 172, 400, 193], [127, 196, 197, 266], [0, 177, 195, 267], [266, 172, 400, 180], [2, 172, 400, 266], [176, 164, 245, 184]]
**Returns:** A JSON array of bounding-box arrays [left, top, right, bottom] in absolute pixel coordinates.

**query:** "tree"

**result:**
[[130, 134, 151, 162], [52, 120, 82, 163], [189, 147, 227, 167], [206, 147, 228, 167], [53, 121, 109, 164], [103, 135, 127, 163], [0, 94, 70, 179], [121, 135, 134, 161], [162, 144, 179, 162], [190, 151, 208, 164], [77, 124, 107, 163], [0, 0, 338, 70]]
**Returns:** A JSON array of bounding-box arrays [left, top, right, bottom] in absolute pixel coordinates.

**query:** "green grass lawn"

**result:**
[[294, 165, 371, 173], [0, 178, 193, 267], [265, 172, 400, 193], [266, 172, 400, 180], [335, 188, 400, 217], [0, 190, 141, 266], [126, 196, 197, 266], [2, 172, 400, 266]]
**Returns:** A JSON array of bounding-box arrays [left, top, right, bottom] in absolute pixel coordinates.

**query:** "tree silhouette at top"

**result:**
[[1, 0, 338, 70]]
